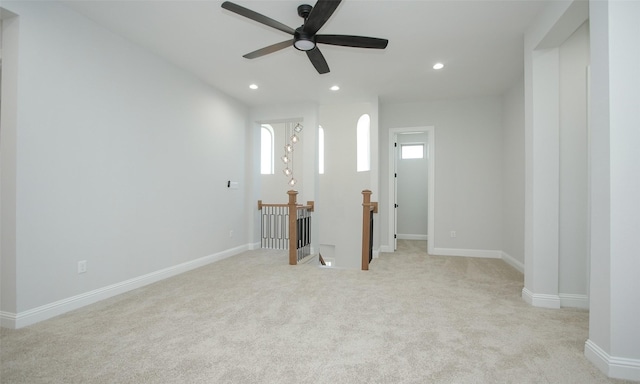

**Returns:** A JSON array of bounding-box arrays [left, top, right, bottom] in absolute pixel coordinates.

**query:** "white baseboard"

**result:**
[[248, 241, 261, 250], [585, 339, 640, 381], [0, 311, 18, 329], [432, 247, 502, 259], [397, 234, 427, 240], [501, 251, 524, 273], [379, 245, 503, 257], [1, 244, 249, 329], [379, 245, 394, 253], [521, 287, 561, 309], [521, 289, 588, 309], [559, 293, 589, 309]]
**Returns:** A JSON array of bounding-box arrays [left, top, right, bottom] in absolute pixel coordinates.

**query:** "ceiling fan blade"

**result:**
[[316, 34, 389, 49], [306, 47, 330, 74], [303, 0, 342, 35], [221, 1, 295, 35], [243, 40, 293, 59]]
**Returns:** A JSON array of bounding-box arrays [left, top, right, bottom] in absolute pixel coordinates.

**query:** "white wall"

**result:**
[[501, 78, 525, 270], [318, 101, 377, 269], [524, 0, 640, 379], [586, 0, 640, 379], [522, 0, 589, 309], [396, 132, 428, 239], [380, 97, 503, 257], [0, 1, 249, 327], [521, 18, 590, 303], [1, 11, 19, 316], [516, 19, 590, 295], [559, 21, 589, 298]]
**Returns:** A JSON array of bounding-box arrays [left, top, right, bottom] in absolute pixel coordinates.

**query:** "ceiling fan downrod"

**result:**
[[297, 4, 313, 19]]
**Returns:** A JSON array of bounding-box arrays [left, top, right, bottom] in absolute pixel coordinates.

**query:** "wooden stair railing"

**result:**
[[361, 190, 378, 270], [288, 190, 314, 265], [258, 191, 314, 265], [257, 200, 289, 250]]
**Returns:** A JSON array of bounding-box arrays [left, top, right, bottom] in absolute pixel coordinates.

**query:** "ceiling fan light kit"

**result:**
[[293, 29, 316, 51], [221, 0, 388, 74]]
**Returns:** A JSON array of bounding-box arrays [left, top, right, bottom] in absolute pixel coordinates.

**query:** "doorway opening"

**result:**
[[388, 127, 435, 254]]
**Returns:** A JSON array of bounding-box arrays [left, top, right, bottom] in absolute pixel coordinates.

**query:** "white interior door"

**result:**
[[393, 135, 398, 250], [396, 133, 429, 242], [388, 126, 435, 255]]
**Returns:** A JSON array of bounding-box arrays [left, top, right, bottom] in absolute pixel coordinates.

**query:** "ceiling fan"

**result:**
[[221, 0, 389, 74]]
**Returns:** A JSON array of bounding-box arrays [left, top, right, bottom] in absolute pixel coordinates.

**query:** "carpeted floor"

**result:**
[[0, 240, 631, 383]]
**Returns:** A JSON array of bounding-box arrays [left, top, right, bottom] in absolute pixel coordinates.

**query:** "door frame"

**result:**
[[388, 126, 435, 254]]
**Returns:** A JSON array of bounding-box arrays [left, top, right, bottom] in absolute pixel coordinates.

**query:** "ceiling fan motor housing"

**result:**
[[294, 27, 316, 51], [294, 4, 315, 50]]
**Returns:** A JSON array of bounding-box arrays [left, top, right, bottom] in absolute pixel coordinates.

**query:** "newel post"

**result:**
[[362, 190, 372, 270], [287, 190, 298, 265]]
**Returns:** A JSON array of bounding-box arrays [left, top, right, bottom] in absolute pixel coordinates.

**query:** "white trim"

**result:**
[[0, 244, 249, 329], [521, 287, 561, 309], [397, 234, 427, 241], [298, 254, 318, 265], [379, 245, 394, 253], [585, 339, 640, 381], [388, 126, 435, 255], [249, 241, 261, 250], [586, 339, 610, 375], [432, 247, 502, 259], [501, 251, 524, 273], [559, 293, 589, 309], [0, 312, 18, 329]]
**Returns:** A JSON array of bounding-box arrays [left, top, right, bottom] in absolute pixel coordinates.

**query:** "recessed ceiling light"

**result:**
[[249, 84, 258, 90], [433, 63, 444, 70], [330, 85, 340, 91]]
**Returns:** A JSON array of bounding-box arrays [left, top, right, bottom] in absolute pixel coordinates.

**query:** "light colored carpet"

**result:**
[[0, 240, 631, 383]]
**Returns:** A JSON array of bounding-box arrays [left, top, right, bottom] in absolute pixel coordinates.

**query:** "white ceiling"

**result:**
[[62, 0, 548, 108]]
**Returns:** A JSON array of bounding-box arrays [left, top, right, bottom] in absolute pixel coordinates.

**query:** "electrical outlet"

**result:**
[[229, 230, 234, 238], [450, 231, 457, 238], [77, 260, 87, 274]]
